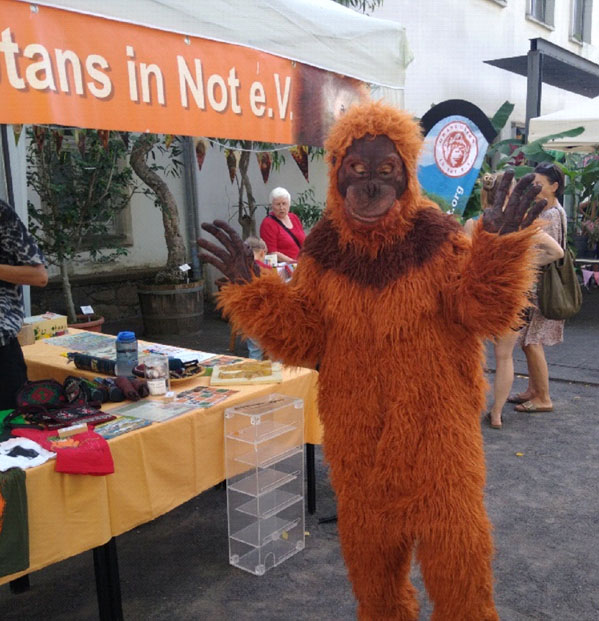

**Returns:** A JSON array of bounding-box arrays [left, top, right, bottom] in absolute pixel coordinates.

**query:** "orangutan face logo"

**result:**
[[434, 121, 478, 178]]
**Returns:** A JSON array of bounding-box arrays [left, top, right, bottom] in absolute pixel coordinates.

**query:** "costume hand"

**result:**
[[197, 220, 259, 284], [481, 170, 547, 235]]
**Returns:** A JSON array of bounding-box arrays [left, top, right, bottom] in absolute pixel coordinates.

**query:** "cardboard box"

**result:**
[[23, 312, 68, 340]]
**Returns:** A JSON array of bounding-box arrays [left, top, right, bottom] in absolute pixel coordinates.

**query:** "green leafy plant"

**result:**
[[562, 153, 599, 250], [26, 127, 133, 323], [462, 101, 586, 223], [291, 188, 325, 229]]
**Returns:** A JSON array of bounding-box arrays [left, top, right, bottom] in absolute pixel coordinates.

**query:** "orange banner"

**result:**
[[0, 1, 366, 145]]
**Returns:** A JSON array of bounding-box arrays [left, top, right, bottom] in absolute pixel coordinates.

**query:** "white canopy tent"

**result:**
[[24, 0, 411, 89], [528, 97, 599, 152]]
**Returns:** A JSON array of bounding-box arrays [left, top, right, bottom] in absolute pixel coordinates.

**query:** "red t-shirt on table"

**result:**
[[259, 213, 306, 261]]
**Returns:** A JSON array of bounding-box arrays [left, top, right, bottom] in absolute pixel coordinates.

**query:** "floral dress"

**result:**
[[519, 203, 566, 346]]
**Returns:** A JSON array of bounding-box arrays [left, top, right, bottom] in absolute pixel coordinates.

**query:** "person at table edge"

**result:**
[[0, 198, 48, 410]]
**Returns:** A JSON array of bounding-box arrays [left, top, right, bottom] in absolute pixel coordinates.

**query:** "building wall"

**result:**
[[376, 0, 599, 128]]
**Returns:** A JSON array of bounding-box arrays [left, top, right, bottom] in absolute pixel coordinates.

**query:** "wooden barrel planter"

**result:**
[[68, 314, 105, 333], [137, 280, 204, 337]]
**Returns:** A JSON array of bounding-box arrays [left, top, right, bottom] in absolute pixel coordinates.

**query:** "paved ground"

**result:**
[[2, 287, 599, 620]]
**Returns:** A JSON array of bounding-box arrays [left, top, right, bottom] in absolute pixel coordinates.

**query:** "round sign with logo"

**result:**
[[433, 121, 478, 178]]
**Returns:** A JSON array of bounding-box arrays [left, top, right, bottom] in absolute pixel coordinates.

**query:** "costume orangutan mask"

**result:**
[[337, 134, 407, 227]]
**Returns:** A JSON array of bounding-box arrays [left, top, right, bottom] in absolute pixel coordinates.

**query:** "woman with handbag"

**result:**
[[512, 162, 568, 414], [259, 187, 306, 263], [465, 172, 563, 429]]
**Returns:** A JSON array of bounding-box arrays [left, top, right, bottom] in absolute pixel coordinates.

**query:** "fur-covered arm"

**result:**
[[217, 264, 325, 367], [441, 220, 540, 337]]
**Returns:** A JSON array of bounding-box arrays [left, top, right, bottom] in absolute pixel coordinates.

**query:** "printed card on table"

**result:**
[[174, 386, 238, 408]]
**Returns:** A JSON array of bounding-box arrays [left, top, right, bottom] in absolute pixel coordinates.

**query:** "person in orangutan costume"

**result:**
[[198, 102, 546, 620]]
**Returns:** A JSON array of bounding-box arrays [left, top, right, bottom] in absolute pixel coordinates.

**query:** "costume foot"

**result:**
[[514, 400, 553, 413], [507, 392, 531, 404], [486, 413, 502, 429]]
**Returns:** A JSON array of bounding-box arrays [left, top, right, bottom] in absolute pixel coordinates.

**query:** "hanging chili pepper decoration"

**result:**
[[290, 145, 309, 182], [12, 124, 23, 145], [195, 139, 206, 171], [118, 132, 129, 149], [256, 152, 272, 184], [52, 130, 63, 154], [225, 149, 238, 183], [98, 130, 110, 151], [33, 126, 45, 152], [76, 129, 86, 157]]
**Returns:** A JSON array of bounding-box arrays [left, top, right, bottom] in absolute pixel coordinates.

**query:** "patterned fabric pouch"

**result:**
[[15, 379, 66, 414], [11, 379, 114, 430]]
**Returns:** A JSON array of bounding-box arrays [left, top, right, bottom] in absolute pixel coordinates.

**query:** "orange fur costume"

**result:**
[[217, 103, 539, 620]]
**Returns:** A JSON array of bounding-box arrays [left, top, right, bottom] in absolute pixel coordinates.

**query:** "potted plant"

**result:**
[[130, 134, 204, 337], [577, 215, 599, 257], [290, 187, 325, 231], [26, 127, 133, 330], [567, 154, 599, 258]]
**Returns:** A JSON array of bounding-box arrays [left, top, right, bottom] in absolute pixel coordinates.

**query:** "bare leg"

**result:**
[[337, 501, 419, 620], [489, 331, 519, 426], [511, 339, 535, 401], [520, 342, 552, 408]]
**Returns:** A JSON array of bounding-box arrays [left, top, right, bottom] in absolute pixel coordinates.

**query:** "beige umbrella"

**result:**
[[528, 97, 599, 152]]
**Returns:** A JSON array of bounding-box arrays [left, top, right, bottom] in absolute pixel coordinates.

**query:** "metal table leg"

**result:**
[[93, 537, 123, 621], [306, 443, 316, 514], [9, 574, 30, 594]]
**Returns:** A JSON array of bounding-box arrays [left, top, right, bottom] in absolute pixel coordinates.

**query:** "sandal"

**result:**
[[486, 413, 502, 430], [507, 393, 529, 404], [514, 400, 553, 413]]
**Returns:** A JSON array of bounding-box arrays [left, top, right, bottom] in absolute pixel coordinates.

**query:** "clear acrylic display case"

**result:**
[[225, 393, 305, 576]]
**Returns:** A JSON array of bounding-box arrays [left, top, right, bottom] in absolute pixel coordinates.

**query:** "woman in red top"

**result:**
[[259, 187, 306, 262]]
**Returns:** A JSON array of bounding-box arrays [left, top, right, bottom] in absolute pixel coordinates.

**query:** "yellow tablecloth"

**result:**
[[0, 332, 321, 585]]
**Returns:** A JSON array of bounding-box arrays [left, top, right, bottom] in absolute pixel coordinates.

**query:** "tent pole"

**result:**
[[525, 50, 543, 141], [183, 137, 201, 281], [1, 124, 15, 207]]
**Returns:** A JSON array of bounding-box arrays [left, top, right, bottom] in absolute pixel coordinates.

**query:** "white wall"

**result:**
[[376, 0, 599, 128], [194, 143, 328, 232]]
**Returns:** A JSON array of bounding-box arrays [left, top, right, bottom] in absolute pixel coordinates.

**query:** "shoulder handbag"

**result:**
[[537, 211, 582, 320]]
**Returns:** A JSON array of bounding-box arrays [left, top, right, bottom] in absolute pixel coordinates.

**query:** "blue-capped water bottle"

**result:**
[[115, 331, 138, 376]]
